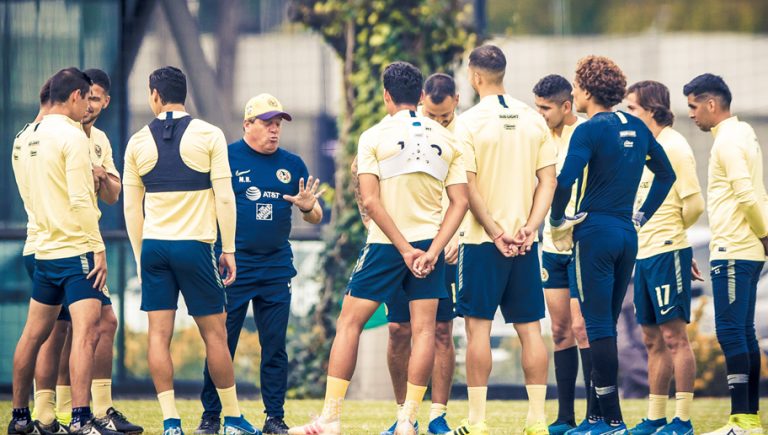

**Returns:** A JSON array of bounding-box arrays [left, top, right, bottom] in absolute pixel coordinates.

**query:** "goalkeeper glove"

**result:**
[[550, 212, 588, 251]]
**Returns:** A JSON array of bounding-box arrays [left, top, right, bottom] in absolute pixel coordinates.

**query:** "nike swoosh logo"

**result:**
[[235, 169, 251, 176], [660, 307, 674, 315]]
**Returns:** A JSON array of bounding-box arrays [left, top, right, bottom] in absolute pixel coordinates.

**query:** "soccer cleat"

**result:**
[[564, 419, 600, 435], [223, 415, 260, 435], [55, 413, 72, 429], [38, 420, 71, 434], [579, 420, 626, 435], [428, 414, 452, 435], [393, 418, 417, 435], [655, 417, 693, 435], [548, 420, 576, 435], [452, 419, 490, 435], [263, 416, 289, 435], [382, 420, 419, 435], [628, 417, 667, 435], [194, 414, 220, 435], [742, 414, 765, 435], [702, 414, 751, 435], [69, 419, 122, 435], [524, 421, 549, 435], [287, 416, 340, 435], [7, 418, 41, 434], [99, 408, 143, 434], [163, 418, 184, 435]]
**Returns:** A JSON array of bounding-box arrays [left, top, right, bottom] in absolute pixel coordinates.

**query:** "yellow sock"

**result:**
[[321, 376, 349, 421], [91, 379, 113, 418], [429, 402, 448, 422], [33, 389, 56, 425], [399, 383, 427, 423], [648, 394, 667, 420], [157, 390, 180, 420], [216, 385, 241, 418], [55, 385, 72, 417], [525, 385, 547, 424], [675, 392, 693, 422], [467, 386, 487, 425]]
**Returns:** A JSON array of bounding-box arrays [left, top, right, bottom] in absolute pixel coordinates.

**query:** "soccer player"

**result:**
[[624, 81, 704, 435], [451, 45, 556, 435], [123, 66, 257, 435], [531, 74, 590, 435], [684, 74, 768, 435], [194, 94, 323, 435], [549, 56, 675, 435], [8, 67, 117, 435], [380, 72, 459, 435], [290, 61, 468, 435]]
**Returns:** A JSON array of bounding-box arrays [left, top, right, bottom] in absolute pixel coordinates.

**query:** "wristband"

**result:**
[[299, 203, 314, 213]]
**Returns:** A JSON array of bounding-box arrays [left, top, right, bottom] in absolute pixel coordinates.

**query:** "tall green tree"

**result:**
[[286, 0, 476, 397]]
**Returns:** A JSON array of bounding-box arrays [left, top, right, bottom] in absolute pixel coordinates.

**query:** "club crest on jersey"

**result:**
[[94, 143, 102, 158], [256, 203, 273, 220], [276, 168, 291, 183], [246, 186, 262, 201]]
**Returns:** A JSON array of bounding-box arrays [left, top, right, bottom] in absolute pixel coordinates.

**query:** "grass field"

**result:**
[[2, 398, 766, 434]]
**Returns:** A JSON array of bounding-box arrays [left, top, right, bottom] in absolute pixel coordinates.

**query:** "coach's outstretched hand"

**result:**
[[284, 176, 324, 212], [550, 212, 588, 252], [219, 252, 237, 286]]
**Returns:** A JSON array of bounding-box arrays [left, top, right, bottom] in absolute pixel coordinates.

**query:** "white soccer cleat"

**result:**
[[287, 417, 340, 435], [394, 418, 417, 435]]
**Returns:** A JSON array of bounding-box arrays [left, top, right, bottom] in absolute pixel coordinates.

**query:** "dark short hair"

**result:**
[[533, 74, 573, 104], [149, 66, 187, 105], [382, 61, 423, 106], [39, 78, 52, 105], [424, 73, 456, 104], [628, 81, 674, 127], [48, 67, 92, 104], [84, 68, 111, 94], [574, 55, 626, 108], [469, 45, 506, 74], [683, 73, 731, 109]]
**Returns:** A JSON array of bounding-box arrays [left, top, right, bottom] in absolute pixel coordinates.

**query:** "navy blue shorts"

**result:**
[[140, 239, 226, 317], [346, 240, 447, 303], [33, 252, 109, 306], [541, 251, 579, 298], [385, 263, 456, 323], [456, 242, 545, 324], [572, 227, 637, 341], [634, 248, 692, 325], [711, 259, 764, 356], [25, 254, 72, 321]]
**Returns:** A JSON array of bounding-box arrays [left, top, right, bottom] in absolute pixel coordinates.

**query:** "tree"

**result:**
[[286, 0, 477, 397]]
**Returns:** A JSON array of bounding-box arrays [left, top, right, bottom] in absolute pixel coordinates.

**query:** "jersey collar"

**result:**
[[711, 116, 738, 138], [156, 111, 190, 120]]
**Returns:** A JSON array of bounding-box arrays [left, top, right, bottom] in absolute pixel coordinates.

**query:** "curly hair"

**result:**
[[575, 55, 626, 108], [628, 80, 674, 127]]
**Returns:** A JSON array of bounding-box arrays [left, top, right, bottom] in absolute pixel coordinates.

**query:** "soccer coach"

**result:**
[[196, 94, 323, 435]]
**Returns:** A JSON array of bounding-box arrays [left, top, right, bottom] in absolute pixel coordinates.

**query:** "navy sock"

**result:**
[[748, 351, 761, 414], [580, 347, 600, 421], [590, 337, 623, 425], [71, 406, 93, 429], [725, 353, 750, 415], [554, 346, 578, 424], [12, 407, 31, 424]]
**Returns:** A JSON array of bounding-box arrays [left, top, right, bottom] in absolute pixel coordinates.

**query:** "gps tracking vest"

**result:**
[[378, 111, 449, 182], [142, 112, 212, 193]]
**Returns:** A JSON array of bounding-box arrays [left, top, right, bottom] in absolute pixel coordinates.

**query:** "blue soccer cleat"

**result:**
[[428, 413, 452, 435], [164, 418, 184, 435], [565, 419, 599, 435], [549, 420, 576, 435], [581, 420, 627, 435], [655, 417, 694, 435], [224, 415, 261, 435], [629, 418, 667, 435]]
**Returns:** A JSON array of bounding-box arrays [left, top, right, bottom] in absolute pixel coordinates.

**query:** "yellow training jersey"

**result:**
[[356, 109, 466, 244], [27, 114, 104, 259], [123, 112, 231, 243], [542, 116, 586, 254], [456, 94, 557, 245], [11, 122, 39, 256], [417, 106, 459, 214], [708, 116, 768, 261], [635, 127, 701, 259], [88, 125, 120, 179]]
